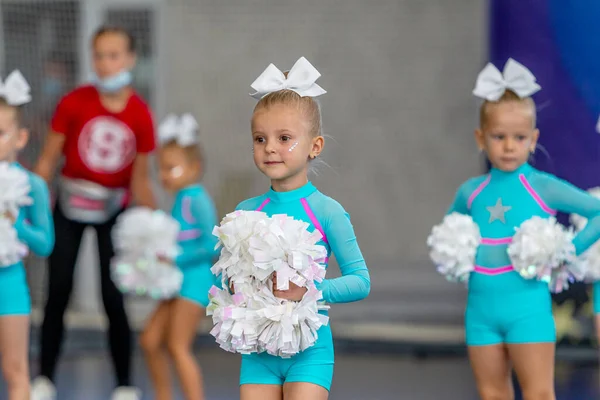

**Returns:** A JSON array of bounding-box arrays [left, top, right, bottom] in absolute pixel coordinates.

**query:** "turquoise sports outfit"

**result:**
[[172, 184, 219, 307], [236, 181, 370, 391], [449, 163, 600, 346], [0, 163, 54, 316]]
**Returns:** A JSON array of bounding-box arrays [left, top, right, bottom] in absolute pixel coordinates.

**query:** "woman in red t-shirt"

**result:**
[[32, 25, 156, 400]]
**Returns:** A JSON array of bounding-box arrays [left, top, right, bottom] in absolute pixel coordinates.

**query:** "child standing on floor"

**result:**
[[441, 59, 600, 400], [234, 57, 371, 400], [0, 70, 54, 400], [139, 114, 218, 400], [32, 24, 156, 400]]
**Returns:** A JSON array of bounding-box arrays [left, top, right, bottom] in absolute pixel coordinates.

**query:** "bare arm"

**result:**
[[130, 153, 156, 209], [34, 131, 65, 184]]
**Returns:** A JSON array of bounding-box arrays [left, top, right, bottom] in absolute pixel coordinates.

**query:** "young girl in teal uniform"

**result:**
[[139, 114, 218, 400], [235, 57, 371, 400], [0, 70, 54, 400], [445, 59, 600, 400]]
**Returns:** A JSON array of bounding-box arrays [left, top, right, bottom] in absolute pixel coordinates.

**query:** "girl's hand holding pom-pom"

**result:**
[[3, 211, 15, 224], [208, 210, 328, 357], [272, 273, 308, 301]]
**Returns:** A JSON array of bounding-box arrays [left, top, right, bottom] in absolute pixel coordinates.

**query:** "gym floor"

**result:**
[[14, 341, 600, 400]]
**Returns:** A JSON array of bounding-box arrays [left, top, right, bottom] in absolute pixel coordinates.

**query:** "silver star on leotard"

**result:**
[[487, 198, 512, 224]]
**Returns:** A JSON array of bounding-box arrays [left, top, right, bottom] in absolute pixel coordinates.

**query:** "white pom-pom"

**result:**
[[0, 216, 28, 267], [253, 285, 329, 358], [249, 214, 328, 290], [508, 216, 578, 293], [0, 162, 32, 217], [111, 207, 183, 299], [579, 244, 600, 282], [206, 285, 259, 354], [427, 212, 481, 283], [208, 210, 330, 356], [211, 211, 270, 286]]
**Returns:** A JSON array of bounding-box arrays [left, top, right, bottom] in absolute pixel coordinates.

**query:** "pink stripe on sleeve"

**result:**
[[182, 196, 197, 224], [256, 198, 270, 211], [300, 198, 328, 244], [519, 174, 557, 215], [467, 175, 491, 209]]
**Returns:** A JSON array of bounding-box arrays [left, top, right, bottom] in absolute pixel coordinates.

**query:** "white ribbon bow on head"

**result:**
[[250, 57, 326, 99], [0, 70, 31, 106], [472, 58, 541, 101], [158, 113, 199, 146]]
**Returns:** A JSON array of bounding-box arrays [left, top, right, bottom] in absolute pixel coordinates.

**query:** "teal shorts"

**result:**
[[239, 323, 334, 391], [179, 265, 215, 307], [0, 263, 30, 316], [466, 278, 555, 346]]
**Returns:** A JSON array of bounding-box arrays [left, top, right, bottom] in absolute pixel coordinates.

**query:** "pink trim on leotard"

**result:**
[[480, 237, 513, 246], [474, 265, 514, 275], [518, 174, 557, 215], [256, 198, 270, 212], [182, 196, 197, 224], [467, 175, 491, 209], [300, 198, 328, 244], [178, 229, 201, 241]]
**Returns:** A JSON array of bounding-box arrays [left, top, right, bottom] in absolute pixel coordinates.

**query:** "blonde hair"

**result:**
[[0, 97, 22, 127], [253, 89, 323, 137], [479, 89, 536, 128], [160, 140, 204, 166]]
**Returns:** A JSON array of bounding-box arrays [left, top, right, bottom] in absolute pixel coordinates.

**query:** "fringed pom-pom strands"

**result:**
[[508, 216, 580, 293], [110, 207, 183, 299], [0, 216, 28, 267], [427, 212, 480, 284], [0, 162, 32, 218], [207, 210, 329, 357]]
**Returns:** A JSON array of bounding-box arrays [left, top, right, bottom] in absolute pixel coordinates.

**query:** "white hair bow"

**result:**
[[250, 57, 326, 99], [472, 58, 541, 101], [158, 113, 199, 146], [0, 70, 31, 106]]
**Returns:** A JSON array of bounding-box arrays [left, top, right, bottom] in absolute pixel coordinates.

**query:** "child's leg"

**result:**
[[0, 315, 30, 400], [240, 385, 282, 400], [468, 345, 514, 400], [95, 217, 132, 388], [140, 301, 173, 400], [283, 383, 328, 400], [165, 298, 204, 400], [507, 343, 555, 400], [594, 282, 600, 343]]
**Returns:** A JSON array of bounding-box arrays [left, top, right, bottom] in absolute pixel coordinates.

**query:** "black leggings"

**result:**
[[39, 204, 131, 387]]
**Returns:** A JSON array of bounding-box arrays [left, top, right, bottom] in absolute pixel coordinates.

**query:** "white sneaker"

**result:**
[[111, 386, 142, 400], [30, 376, 56, 400]]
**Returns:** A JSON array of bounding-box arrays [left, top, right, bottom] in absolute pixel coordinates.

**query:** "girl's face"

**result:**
[[159, 145, 201, 193], [92, 32, 136, 79], [0, 106, 27, 162], [475, 101, 538, 172], [251, 103, 323, 191]]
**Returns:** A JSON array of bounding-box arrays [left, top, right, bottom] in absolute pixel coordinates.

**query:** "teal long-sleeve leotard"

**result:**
[[449, 163, 600, 345], [171, 184, 219, 307], [236, 181, 370, 391], [0, 163, 54, 316]]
